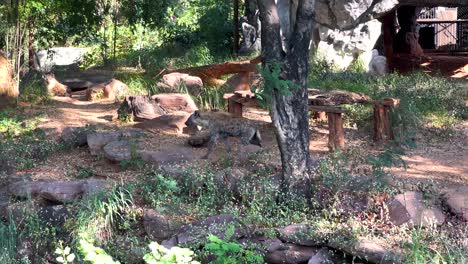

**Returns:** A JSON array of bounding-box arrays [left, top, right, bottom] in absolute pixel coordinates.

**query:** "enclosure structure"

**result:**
[[417, 6, 468, 51]]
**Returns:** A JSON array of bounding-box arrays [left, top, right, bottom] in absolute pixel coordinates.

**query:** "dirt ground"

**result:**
[[15, 87, 467, 193]]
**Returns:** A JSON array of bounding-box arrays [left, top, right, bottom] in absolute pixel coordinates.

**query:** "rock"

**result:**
[[328, 237, 403, 264], [87, 132, 122, 155], [103, 79, 128, 100], [239, 22, 261, 55], [308, 248, 334, 264], [7, 179, 109, 203], [152, 93, 198, 113], [277, 224, 318, 247], [35, 47, 89, 72], [118, 95, 167, 121], [37, 205, 70, 227], [82, 179, 111, 196], [143, 209, 178, 241], [85, 84, 106, 101], [369, 50, 388, 76], [388, 191, 446, 227], [134, 112, 192, 134], [265, 243, 318, 264], [162, 214, 247, 247], [60, 126, 93, 147], [140, 146, 197, 167], [316, 18, 383, 71], [442, 186, 468, 221], [314, 0, 398, 30], [158, 73, 203, 96], [103, 140, 135, 162]]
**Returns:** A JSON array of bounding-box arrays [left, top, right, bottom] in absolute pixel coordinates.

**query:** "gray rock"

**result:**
[[7, 179, 109, 203], [143, 209, 178, 241], [158, 73, 203, 96], [35, 47, 89, 72], [369, 50, 388, 76], [442, 186, 468, 221], [139, 146, 197, 167], [162, 214, 248, 247], [87, 132, 122, 155], [82, 179, 110, 196], [265, 243, 318, 264], [277, 224, 319, 247], [60, 126, 91, 147], [308, 248, 334, 264], [388, 191, 446, 227], [328, 238, 404, 264], [118, 95, 167, 121], [37, 205, 70, 227], [103, 140, 134, 162]]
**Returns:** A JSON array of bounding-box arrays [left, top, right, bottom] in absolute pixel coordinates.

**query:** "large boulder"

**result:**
[[316, 19, 383, 71], [60, 126, 94, 147], [87, 132, 122, 155], [152, 93, 198, 113], [277, 224, 319, 247], [7, 179, 109, 203], [158, 73, 203, 96], [143, 209, 179, 241], [118, 95, 167, 121], [442, 186, 468, 221], [388, 191, 446, 227], [103, 79, 128, 100]]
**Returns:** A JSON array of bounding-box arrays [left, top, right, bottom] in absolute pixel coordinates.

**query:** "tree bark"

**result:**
[[258, 0, 314, 197], [233, 0, 239, 54]]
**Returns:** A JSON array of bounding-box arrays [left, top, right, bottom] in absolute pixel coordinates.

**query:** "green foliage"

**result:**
[[196, 86, 227, 111], [70, 185, 135, 244], [19, 79, 50, 105], [0, 216, 21, 264], [143, 242, 199, 264], [254, 63, 299, 109], [54, 241, 76, 264], [78, 239, 120, 264], [203, 226, 263, 264], [405, 227, 466, 264], [0, 110, 58, 170]]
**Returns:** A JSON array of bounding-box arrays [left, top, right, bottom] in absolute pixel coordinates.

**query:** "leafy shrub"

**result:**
[[78, 239, 120, 264], [19, 78, 50, 105], [0, 217, 21, 264], [202, 226, 263, 264], [143, 242, 199, 264]]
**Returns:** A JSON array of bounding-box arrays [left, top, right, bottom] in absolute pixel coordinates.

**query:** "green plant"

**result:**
[[76, 167, 95, 179], [254, 63, 299, 109], [203, 226, 263, 264], [54, 241, 76, 264], [78, 239, 120, 264], [19, 78, 51, 105], [0, 216, 20, 264], [143, 242, 199, 264]]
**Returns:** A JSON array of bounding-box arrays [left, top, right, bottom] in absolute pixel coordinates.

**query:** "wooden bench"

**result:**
[[309, 105, 349, 151]]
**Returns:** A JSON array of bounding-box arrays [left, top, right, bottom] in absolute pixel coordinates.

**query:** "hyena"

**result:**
[[42, 72, 71, 97], [185, 111, 262, 159]]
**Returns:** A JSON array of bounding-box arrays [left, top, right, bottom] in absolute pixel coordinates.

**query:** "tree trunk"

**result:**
[[258, 0, 314, 197], [28, 25, 35, 72], [233, 0, 239, 54]]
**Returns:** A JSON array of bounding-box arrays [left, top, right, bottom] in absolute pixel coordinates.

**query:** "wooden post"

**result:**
[[373, 98, 399, 142], [312, 111, 327, 122], [327, 112, 345, 151], [228, 97, 243, 117]]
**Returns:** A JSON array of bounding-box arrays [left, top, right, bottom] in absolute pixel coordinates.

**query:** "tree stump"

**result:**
[[327, 112, 345, 151], [309, 105, 347, 151], [373, 98, 400, 142]]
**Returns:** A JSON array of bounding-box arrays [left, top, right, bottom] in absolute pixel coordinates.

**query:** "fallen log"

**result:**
[[165, 56, 261, 86]]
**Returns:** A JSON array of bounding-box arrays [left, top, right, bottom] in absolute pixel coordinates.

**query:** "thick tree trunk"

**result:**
[[258, 0, 314, 196]]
